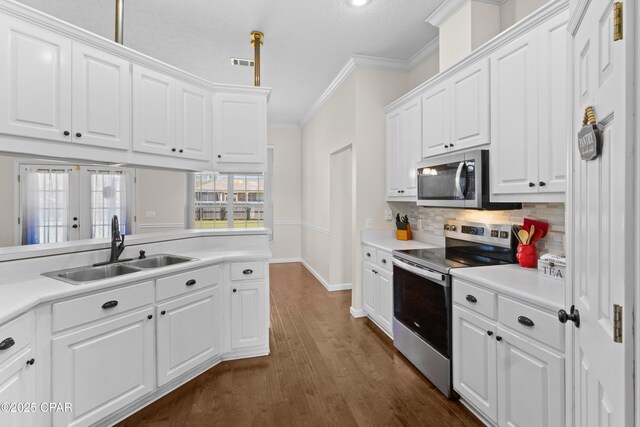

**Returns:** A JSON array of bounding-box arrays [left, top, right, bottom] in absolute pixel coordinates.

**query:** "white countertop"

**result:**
[[0, 247, 270, 325], [361, 229, 442, 252], [451, 264, 565, 311]]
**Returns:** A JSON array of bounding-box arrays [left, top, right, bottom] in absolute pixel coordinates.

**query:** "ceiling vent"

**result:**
[[230, 58, 255, 67]]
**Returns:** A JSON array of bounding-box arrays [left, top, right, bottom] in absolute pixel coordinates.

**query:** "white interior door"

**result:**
[[568, 1, 634, 426]]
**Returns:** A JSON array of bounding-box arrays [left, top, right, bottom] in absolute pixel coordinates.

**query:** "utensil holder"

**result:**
[[396, 224, 412, 241], [516, 243, 537, 268]]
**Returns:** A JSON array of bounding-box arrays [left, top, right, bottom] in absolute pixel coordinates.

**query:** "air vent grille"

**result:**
[[230, 58, 255, 67]]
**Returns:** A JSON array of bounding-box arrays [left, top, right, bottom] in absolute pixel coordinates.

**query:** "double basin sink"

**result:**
[[43, 254, 198, 285]]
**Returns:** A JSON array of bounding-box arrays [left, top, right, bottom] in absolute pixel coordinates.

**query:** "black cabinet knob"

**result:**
[[63, 131, 70, 136], [558, 305, 580, 328], [487, 331, 493, 336], [366, 252, 371, 257], [529, 182, 536, 187], [139, 250, 146, 259], [161, 310, 166, 315], [75, 132, 82, 138], [450, 143, 454, 148], [171, 148, 176, 152], [147, 315, 153, 320], [381, 259, 387, 264], [465, 294, 477, 303], [217, 154, 222, 158], [496, 336, 502, 342], [73, 217, 78, 221], [539, 181, 546, 187], [444, 144, 449, 148], [26, 358, 35, 366], [72, 224, 78, 229], [179, 149, 184, 153], [233, 289, 237, 293]]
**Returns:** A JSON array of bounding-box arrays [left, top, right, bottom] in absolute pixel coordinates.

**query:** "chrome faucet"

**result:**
[[110, 215, 126, 263]]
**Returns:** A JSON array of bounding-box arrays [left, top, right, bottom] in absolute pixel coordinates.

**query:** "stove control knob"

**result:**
[[491, 230, 499, 238], [443, 224, 450, 231], [500, 231, 509, 239], [450, 225, 457, 232]]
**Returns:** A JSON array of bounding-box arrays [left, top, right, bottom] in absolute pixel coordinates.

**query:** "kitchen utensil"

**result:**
[[531, 228, 544, 244], [518, 229, 529, 245], [512, 225, 522, 243], [528, 225, 535, 244], [523, 218, 549, 238]]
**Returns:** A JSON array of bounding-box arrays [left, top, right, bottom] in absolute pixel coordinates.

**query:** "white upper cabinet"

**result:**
[[132, 65, 176, 157], [0, 15, 71, 142], [386, 97, 421, 200], [213, 92, 267, 172], [450, 59, 490, 152], [421, 59, 489, 159], [491, 12, 568, 202], [421, 84, 449, 158], [176, 80, 212, 161], [72, 43, 130, 150]]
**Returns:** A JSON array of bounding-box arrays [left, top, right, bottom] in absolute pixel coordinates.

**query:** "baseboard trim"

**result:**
[[269, 257, 302, 264], [350, 306, 367, 318], [300, 258, 352, 292]]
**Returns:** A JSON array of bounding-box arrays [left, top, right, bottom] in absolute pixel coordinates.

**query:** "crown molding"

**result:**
[[425, 0, 504, 27], [351, 54, 409, 72], [406, 36, 440, 70]]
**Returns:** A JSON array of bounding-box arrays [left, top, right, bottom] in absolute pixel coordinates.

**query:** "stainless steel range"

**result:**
[[392, 220, 516, 398]]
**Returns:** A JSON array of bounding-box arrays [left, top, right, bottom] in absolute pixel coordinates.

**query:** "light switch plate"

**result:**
[[145, 211, 157, 218], [384, 208, 393, 221]]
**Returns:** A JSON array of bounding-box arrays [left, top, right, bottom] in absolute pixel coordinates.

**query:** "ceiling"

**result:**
[[18, 0, 442, 125]]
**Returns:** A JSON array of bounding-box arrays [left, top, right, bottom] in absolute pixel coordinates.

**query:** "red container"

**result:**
[[516, 243, 537, 268]]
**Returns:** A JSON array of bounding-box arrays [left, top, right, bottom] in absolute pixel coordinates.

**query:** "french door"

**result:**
[[18, 164, 133, 245]]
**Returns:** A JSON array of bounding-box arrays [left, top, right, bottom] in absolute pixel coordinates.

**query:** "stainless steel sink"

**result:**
[[43, 253, 197, 285], [44, 264, 142, 285], [125, 254, 195, 269]]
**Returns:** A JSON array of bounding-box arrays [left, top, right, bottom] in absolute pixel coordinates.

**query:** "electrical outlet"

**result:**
[[145, 211, 157, 218], [365, 218, 373, 229], [384, 208, 393, 221]]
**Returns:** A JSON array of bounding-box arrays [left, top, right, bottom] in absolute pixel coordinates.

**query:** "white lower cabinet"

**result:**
[[156, 287, 222, 386], [52, 308, 155, 427], [362, 247, 394, 338], [452, 278, 564, 427], [0, 348, 36, 427], [230, 280, 266, 350]]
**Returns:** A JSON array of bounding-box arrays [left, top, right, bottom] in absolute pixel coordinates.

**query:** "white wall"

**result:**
[[329, 146, 352, 285], [407, 53, 440, 91], [500, 0, 549, 31], [268, 127, 302, 262], [136, 169, 186, 233]]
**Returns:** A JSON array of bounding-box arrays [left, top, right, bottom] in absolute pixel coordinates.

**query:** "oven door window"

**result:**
[[393, 265, 450, 358], [418, 161, 466, 201]]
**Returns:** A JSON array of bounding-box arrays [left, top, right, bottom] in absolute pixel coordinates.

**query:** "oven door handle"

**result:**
[[392, 258, 447, 285]]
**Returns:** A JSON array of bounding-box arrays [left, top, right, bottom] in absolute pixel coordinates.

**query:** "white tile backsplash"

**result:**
[[403, 203, 565, 256]]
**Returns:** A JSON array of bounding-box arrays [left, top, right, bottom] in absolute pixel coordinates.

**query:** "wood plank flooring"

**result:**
[[117, 263, 483, 427]]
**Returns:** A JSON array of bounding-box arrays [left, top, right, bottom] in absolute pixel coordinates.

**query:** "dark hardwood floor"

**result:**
[[117, 263, 482, 427]]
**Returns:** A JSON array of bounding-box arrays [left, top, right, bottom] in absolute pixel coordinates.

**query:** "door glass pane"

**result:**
[[89, 170, 128, 238]]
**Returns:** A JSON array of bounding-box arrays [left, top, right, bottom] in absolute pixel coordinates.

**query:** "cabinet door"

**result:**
[[386, 109, 404, 198], [72, 42, 130, 150], [230, 281, 266, 350], [375, 270, 393, 335], [452, 306, 497, 423], [490, 31, 539, 195], [0, 348, 36, 427], [213, 93, 266, 165], [157, 287, 221, 386], [132, 65, 176, 156], [496, 327, 564, 427], [421, 84, 449, 158], [176, 80, 212, 161], [52, 308, 154, 427], [402, 99, 422, 196], [537, 12, 568, 194], [363, 264, 376, 317], [450, 58, 490, 151], [0, 16, 71, 142]]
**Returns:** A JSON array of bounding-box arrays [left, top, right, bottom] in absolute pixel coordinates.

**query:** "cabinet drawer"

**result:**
[[53, 281, 153, 332], [0, 312, 34, 366], [376, 250, 392, 271], [453, 278, 497, 320], [498, 296, 563, 351], [362, 246, 376, 264], [156, 265, 220, 301], [230, 262, 264, 281]]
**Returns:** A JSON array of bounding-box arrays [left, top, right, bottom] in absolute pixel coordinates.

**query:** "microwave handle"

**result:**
[[455, 161, 467, 198]]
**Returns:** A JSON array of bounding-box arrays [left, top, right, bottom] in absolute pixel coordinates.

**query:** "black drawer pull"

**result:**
[[517, 316, 535, 327], [186, 279, 196, 286], [0, 337, 15, 351], [466, 295, 477, 303], [243, 269, 253, 275], [102, 300, 118, 309]]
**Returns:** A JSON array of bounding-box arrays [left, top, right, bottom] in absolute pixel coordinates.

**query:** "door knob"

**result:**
[[558, 305, 580, 327]]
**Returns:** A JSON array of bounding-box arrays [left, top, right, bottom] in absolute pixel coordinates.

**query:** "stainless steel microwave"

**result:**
[[416, 150, 521, 210]]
